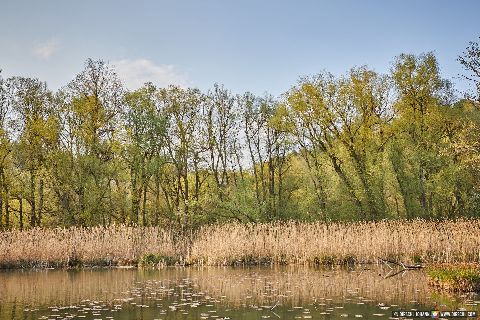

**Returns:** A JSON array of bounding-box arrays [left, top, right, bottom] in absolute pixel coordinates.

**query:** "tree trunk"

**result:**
[[268, 154, 275, 219], [328, 153, 363, 214], [194, 158, 200, 201], [419, 166, 428, 215], [343, 143, 379, 219], [38, 178, 44, 227], [29, 170, 36, 227], [183, 171, 189, 223], [154, 174, 160, 226], [78, 185, 85, 226], [246, 133, 260, 205], [5, 191, 9, 229], [142, 182, 148, 226], [131, 168, 139, 224], [390, 144, 415, 218], [19, 197, 23, 231], [0, 189, 3, 230], [304, 148, 327, 211], [0, 168, 4, 229]]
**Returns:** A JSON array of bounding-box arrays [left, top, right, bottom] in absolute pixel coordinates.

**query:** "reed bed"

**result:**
[[190, 219, 480, 265], [0, 225, 177, 268], [1, 219, 480, 268]]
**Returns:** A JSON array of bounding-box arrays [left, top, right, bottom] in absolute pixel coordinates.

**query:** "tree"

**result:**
[[0, 71, 12, 229], [1, 47, 480, 229], [205, 84, 238, 195], [123, 82, 166, 225], [64, 59, 124, 226], [391, 52, 446, 217], [458, 37, 480, 104], [157, 86, 207, 227], [286, 68, 392, 220], [7, 77, 59, 227]]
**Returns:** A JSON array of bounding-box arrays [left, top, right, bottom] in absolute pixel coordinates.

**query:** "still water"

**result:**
[[0, 266, 479, 320]]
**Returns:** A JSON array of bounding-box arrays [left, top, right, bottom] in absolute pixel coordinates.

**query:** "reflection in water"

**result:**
[[0, 266, 478, 319]]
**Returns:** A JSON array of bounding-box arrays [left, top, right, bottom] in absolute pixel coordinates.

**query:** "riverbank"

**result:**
[[427, 264, 480, 292], [1, 219, 480, 269]]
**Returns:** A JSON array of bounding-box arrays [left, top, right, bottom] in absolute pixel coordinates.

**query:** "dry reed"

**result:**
[[189, 219, 480, 265], [1, 219, 479, 268], [0, 225, 177, 268]]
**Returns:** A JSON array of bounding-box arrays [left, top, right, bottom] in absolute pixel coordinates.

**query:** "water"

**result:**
[[0, 266, 479, 319]]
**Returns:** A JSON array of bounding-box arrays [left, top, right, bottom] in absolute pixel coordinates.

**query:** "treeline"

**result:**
[[0, 40, 479, 229]]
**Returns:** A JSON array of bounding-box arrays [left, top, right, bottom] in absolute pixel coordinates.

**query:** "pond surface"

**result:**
[[0, 266, 479, 320]]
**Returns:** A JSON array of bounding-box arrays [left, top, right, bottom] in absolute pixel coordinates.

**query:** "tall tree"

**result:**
[[286, 68, 391, 220], [0, 71, 11, 229], [124, 82, 166, 226], [206, 84, 238, 194], [458, 37, 480, 104], [64, 59, 124, 226], [391, 53, 445, 217], [157, 86, 207, 227], [8, 77, 59, 227]]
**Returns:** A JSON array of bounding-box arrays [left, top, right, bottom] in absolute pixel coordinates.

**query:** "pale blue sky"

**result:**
[[0, 0, 479, 96]]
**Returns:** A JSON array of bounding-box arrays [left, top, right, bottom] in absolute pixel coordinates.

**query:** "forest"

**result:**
[[0, 39, 479, 230]]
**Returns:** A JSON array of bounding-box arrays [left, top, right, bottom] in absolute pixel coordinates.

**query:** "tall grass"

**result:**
[[1, 219, 480, 268], [190, 220, 480, 265], [0, 225, 178, 268]]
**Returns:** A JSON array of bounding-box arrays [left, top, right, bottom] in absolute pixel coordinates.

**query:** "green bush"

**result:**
[[138, 254, 178, 267]]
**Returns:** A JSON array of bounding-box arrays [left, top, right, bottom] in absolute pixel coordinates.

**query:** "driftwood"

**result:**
[[378, 257, 423, 279]]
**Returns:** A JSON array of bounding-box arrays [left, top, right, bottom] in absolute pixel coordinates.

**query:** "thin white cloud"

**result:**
[[112, 59, 189, 90], [33, 38, 59, 59]]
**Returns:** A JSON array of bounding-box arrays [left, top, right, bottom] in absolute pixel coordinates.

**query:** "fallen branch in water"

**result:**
[[378, 257, 423, 279]]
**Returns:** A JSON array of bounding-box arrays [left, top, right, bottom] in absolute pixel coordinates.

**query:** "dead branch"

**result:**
[[378, 257, 423, 279]]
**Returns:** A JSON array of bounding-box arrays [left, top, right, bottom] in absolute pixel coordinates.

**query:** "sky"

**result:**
[[0, 0, 479, 96]]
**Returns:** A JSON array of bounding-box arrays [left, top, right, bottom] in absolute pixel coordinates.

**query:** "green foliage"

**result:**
[[427, 265, 480, 292], [1, 40, 480, 230], [138, 253, 178, 267], [428, 266, 480, 282]]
